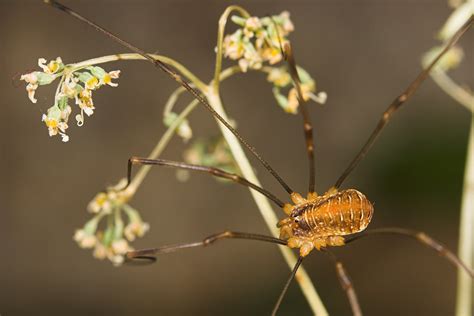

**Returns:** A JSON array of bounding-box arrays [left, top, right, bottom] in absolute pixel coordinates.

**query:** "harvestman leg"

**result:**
[[271, 255, 304, 316], [126, 157, 285, 208], [283, 43, 317, 195], [272, 17, 317, 195], [126, 230, 287, 262], [271, 248, 362, 316], [45, 0, 295, 195], [346, 228, 474, 278], [324, 250, 363, 316], [334, 16, 474, 189], [126, 231, 300, 315]]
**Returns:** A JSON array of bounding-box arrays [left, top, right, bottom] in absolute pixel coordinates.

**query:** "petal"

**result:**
[[108, 70, 121, 79], [38, 58, 48, 72], [60, 133, 69, 142], [26, 83, 38, 103]]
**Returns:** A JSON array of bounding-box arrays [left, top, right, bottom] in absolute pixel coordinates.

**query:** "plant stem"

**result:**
[[456, 112, 474, 316], [430, 69, 474, 112], [427, 68, 474, 316], [205, 89, 328, 316], [213, 5, 250, 92]]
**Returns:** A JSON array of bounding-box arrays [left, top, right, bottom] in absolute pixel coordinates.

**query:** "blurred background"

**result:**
[[1, 0, 473, 315]]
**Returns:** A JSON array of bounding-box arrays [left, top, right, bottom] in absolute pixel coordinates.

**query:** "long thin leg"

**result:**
[[126, 157, 285, 208], [45, 0, 294, 195], [284, 43, 317, 194], [324, 250, 362, 316], [126, 230, 287, 262], [271, 255, 304, 316], [345, 227, 474, 278], [334, 16, 473, 189]]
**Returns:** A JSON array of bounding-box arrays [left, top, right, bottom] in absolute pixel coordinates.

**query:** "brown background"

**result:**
[[1, 0, 473, 315]]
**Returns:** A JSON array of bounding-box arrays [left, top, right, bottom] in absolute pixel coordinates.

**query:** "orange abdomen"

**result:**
[[300, 189, 374, 237]]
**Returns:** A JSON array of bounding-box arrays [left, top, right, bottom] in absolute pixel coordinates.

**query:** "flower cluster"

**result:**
[[20, 57, 120, 142], [223, 11, 294, 72], [222, 12, 327, 114], [73, 179, 149, 265], [267, 66, 327, 114]]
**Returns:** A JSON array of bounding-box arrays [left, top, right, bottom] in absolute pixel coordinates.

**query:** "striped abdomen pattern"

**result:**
[[297, 189, 373, 237]]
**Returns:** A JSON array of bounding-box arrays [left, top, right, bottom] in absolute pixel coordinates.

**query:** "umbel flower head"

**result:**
[[20, 57, 120, 142], [222, 12, 327, 114], [74, 179, 149, 265], [223, 11, 294, 73]]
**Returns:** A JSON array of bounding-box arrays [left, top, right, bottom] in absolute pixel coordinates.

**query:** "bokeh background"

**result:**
[[1, 1, 473, 315]]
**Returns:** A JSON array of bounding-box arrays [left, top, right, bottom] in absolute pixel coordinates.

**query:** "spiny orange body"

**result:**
[[278, 189, 374, 257]]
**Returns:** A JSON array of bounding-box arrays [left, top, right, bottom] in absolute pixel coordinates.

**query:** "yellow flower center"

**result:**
[[45, 118, 58, 128], [86, 77, 99, 89], [48, 62, 59, 73], [95, 193, 108, 206], [103, 74, 111, 84]]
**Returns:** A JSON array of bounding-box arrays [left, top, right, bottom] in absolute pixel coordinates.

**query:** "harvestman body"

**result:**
[[44, 1, 474, 315], [279, 189, 373, 256]]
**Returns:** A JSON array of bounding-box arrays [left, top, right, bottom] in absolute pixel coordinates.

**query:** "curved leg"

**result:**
[[324, 250, 362, 316], [345, 227, 474, 278], [271, 255, 304, 316], [333, 16, 473, 189], [125, 157, 285, 208], [45, 0, 295, 195], [126, 230, 287, 263]]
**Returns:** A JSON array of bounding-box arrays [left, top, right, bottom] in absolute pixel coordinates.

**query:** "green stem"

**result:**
[[71, 53, 208, 91], [205, 89, 327, 316], [213, 5, 250, 91]]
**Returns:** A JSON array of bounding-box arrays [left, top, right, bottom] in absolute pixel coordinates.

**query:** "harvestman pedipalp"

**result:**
[[44, 1, 474, 314]]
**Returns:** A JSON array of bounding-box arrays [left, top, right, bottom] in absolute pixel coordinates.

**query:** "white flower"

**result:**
[[20, 72, 39, 103], [243, 17, 262, 38], [109, 254, 125, 266], [124, 221, 150, 242], [41, 112, 69, 141], [101, 70, 120, 87], [223, 30, 245, 60], [279, 11, 294, 34], [38, 57, 63, 74], [111, 239, 131, 255], [74, 229, 97, 248], [267, 67, 291, 87], [75, 88, 95, 116], [286, 83, 314, 114], [93, 242, 108, 260], [87, 192, 112, 214]]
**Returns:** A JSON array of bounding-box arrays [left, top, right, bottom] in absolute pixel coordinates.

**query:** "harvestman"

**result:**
[[44, 1, 474, 315]]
